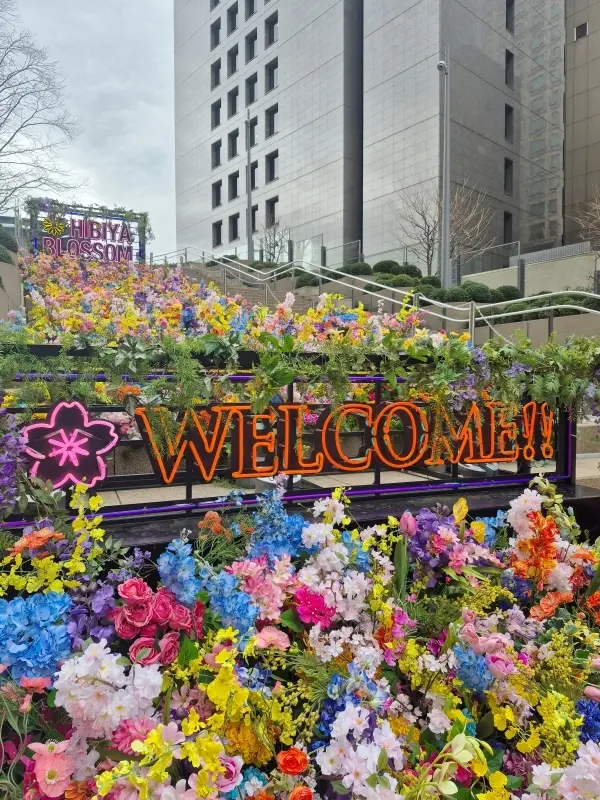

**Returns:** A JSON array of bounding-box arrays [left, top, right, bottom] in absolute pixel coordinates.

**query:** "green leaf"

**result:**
[[46, 689, 56, 708], [394, 536, 408, 601], [506, 776, 523, 789], [366, 775, 379, 789], [587, 562, 600, 598], [486, 749, 504, 773], [377, 749, 389, 771], [455, 790, 475, 800], [280, 608, 304, 633], [178, 635, 198, 667], [331, 781, 348, 795], [476, 711, 495, 739]]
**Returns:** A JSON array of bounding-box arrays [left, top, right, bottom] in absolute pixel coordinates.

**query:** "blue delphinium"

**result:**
[[474, 511, 506, 549], [238, 767, 268, 798], [453, 645, 494, 694], [157, 539, 202, 605], [0, 592, 72, 681], [206, 571, 258, 635], [501, 571, 533, 602], [247, 490, 305, 559], [341, 530, 371, 571], [577, 699, 600, 742]]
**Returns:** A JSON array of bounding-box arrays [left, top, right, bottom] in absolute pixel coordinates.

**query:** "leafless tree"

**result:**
[[0, 0, 81, 211], [571, 186, 600, 251], [390, 179, 497, 276], [259, 219, 289, 262]]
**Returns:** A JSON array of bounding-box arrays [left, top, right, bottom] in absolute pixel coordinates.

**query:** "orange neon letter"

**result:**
[[277, 404, 324, 475], [320, 403, 373, 472], [231, 407, 279, 479], [372, 402, 429, 469], [424, 402, 487, 466]]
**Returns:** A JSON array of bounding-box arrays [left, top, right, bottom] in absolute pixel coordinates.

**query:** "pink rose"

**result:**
[[129, 637, 161, 666], [158, 632, 180, 665], [486, 653, 515, 679], [216, 755, 243, 793], [255, 626, 291, 650], [192, 601, 205, 638], [480, 633, 510, 654], [461, 609, 477, 625], [585, 685, 600, 702], [123, 602, 153, 629], [400, 511, 417, 537], [460, 624, 483, 653], [111, 608, 138, 640], [118, 578, 153, 605], [140, 623, 160, 638], [170, 603, 193, 633], [151, 589, 175, 625]]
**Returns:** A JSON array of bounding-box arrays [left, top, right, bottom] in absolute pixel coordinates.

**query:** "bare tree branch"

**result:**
[[259, 219, 289, 262], [0, 0, 82, 211], [571, 186, 600, 251]]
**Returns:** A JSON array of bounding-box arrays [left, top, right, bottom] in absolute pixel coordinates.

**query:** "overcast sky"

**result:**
[[18, 1, 176, 256]]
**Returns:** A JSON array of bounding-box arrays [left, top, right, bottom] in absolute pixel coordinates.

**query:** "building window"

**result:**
[[505, 50, 515, 88], [212, 180, 223, 208], [265, 104, 278, 137], [266, 195, 279, 227], [245, 0, 256, 19], [245, 29, 258, 62], [506, 0, 514, 33], [227, 44, 238, 76], [248, 116, 258, 147], [504, 158, 514, 194], [228, 129, 239, 159], [211, 99, 222, 129], [211, 139, 222, 168], [210, 19, 221, 49], [265, 150, 278, 183], [503, 212, 513, 244], [213, 220, 223, 247], [265, 11, 278, 47], [265, 58, 278, 92], [211, 59, 222, 89], [227, 2, 238, 34], [228, 87, 239, 117], [505, 104, 514, 142], [251, 204, 258, 233], [246, 73, 258, 105], [250, 160, 258, 190], [575, 22, 588, 40], [228, 170, 240, 200], [210, 0, 220, 9], [229, 213, 240, 241]]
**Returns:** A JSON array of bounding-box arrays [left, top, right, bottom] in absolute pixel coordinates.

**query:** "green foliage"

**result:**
[[419, 274, 441, 288], [489, 288, 504, 302], [392, 262, 422, 279], [295, 272, 320, 288], [583, 296, 600, 312], [365, 273, 394, 292], [0, 243, 14, 264], [0, 225, 18, 253], [341, 262, 373, 276], [388, 273, 418, 287], [496, 284, 522, 300], [462, 282, 492, 303], [372, 260, 399, 274], [445, 286, 470, 302]]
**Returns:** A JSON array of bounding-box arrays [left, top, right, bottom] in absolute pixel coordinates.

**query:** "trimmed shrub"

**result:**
[[553, 294, 583, 316], [389, 273, 418, 287], [365, 274, 394, 292], [419, 274, 441, 288], [489, 289, 504, 303], [582, 296, 600, 313], [0, 225, 18, 253], [372, 260, 399, 274], [496, 284, 522, 301], [396, 262, 422, 279], [342, 262, 373, 276], [462, 282, 492, 303], [0, 244, 13, 264], [295, 272, 320, 288], [498, 301, 529, 324], [445, 286, 470, 302]]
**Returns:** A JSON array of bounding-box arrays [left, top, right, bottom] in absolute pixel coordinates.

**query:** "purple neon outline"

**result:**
[[22, 401, 119, 490]]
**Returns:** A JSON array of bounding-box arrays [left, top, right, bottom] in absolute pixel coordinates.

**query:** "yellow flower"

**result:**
[[470, 520, 486, 543], [453, 497, 468, 523], [489, 773, 508, 790], [492, 706, 515, 732]]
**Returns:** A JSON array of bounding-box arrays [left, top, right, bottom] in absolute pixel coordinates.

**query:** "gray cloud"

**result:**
[[18, 0, 175, 255]]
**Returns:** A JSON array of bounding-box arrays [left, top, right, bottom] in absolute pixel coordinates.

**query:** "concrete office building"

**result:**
[[565, 0, 600, 244], [175, 1, 564, 266]]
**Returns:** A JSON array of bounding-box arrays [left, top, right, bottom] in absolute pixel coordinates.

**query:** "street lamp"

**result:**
[[437, 48, 451, 289], [245, 110, 254, 261]]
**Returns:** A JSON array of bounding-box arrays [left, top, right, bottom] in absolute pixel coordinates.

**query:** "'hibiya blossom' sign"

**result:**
[[41, 218, 134, 262]]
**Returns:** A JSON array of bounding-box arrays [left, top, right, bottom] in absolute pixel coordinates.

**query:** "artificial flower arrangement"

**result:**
[[0, 475, 600, 800]]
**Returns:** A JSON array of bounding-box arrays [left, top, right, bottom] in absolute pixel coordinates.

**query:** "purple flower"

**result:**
[[506, 361, 531, 378], [91, 583, 116, 615]]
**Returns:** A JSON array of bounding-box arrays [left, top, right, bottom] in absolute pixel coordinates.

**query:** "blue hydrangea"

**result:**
[[206, 571, 258, 635], [577, 699, 600, 743], [453, 645, 494, 694], [247, 491, 305, 559], [0, 592, 72, 682], [157, 539, 202, 605], [341, 530, 371, 571], [474, 511, 506, 548], [239, 767, 268, 798], [501, 572, 533, 602]]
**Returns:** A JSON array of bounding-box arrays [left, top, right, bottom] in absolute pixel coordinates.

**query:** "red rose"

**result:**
[[123, 602, 153, 628], [118, 578, 153, 605], [151, 589, 175, 625], [158, 632, 180, 665], [129, 637, 161, 665], [140, 623, 160, 638], [193, 601, 205, 639], [110, 608, 138, 640], [169, 602, 192, 633]]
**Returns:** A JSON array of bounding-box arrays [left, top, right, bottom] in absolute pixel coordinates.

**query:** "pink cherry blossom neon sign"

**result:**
[[22, 401, 119, 489]]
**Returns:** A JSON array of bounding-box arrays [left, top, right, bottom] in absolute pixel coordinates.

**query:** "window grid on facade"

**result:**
[[265, 104, 278, 137], [212, 180, 222, 208], [505, 104, 514, 142], [246, 73, 258, 105], [228, 87, 239, 118], [245, 0, 256, 19], [265, 12, 278, 47], [229, 213, 240, 241], [266, 150, 279, 183], [227, 45, 239, 76], [211, 100, 222, 129], [506, 0, 514, 33], [265, 58, 278, 92], [504, 158, 514, 194], [251, 204, 258, 233], [227, 2, 238, 34], [505, 50, 515, 88], [266, 196, 279, 226], [503, 212, 513, 244], [248, 116, 258, 147], [245, 29, 258, 62], [575, 22, 588, 41], [212, 220, 223, 247], [210, 0, 220, 9], [210, 19, 221, 49], [211, 140, 222, 168], [228, 129, 239, 159], [228, 170, 240, 200], [250, 160, 258, 190], [211, 59, 221, 89]]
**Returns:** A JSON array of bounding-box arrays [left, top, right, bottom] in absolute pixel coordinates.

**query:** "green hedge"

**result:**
[[496, 285, 522, 300], [341, 262, 372, 276], [372, 260, 399, 274], [295, 273, 320, 288], [393, 263, 422, 279], [389, 273, 419, 287], [0, 244, 14, 264], [0, 225, 18, 253], [461, 282, 492, 303]]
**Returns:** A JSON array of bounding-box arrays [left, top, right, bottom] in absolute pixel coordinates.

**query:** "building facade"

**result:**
[[175, 0, 564, 266], [565, 0, 600, 244]]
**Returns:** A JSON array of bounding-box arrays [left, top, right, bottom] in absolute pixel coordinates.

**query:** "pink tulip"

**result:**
[[486, 653, 515, 679], [585, 685, 600, 702], [400, 511, 418, 537], [592, 657, 600, 670]]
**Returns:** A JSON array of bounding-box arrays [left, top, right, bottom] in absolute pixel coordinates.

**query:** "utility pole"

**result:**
[[438, 47, 451, 289], [245, 110, 254, 261]]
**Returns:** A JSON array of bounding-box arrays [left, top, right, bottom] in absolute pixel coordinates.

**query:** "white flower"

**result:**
[[428, 708, 453, 735], [430, 332, 446, 348], [547, 561, 574, 593], [531, 763, 561, 791], [302, 522, 335, 548]]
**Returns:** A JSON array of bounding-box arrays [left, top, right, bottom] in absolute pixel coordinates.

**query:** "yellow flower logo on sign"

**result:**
[[42, 217, 66, 236]]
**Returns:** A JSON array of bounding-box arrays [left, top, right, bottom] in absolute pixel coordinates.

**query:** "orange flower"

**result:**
[[588, 591, 600, 609], [116, 385, 141, 402], [64, 781, 95, 800], [254, 793, 274, 800], [511, 512, 559, 589], [9, 528, 64, 555], [198, 510, 225, 536], [530, 591, 573, 620], [289, 787, 313, 800], [276, 748, 309, 775]]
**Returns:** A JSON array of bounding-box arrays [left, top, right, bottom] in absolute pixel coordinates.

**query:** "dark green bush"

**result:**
[[295, 272, 320, 288], [582, 296, 600, 313], [496, 285, 522, 301], [445, 286, 470, 302], [0, 225, 18, 253], [418, 286, 445, 305], [372, 260, 399, 274], [365, 274, 394, 292], [462, 282, 492, 303], [553, 294, 583, 316], [419, 274, 441, 288], [396, 262, 422, 279], [341, 262, 373, 276], [489, 289, 504, 303], [0, 244, 13, 264], [389, 273, 418, 287], [498, 301, 529, 324]]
